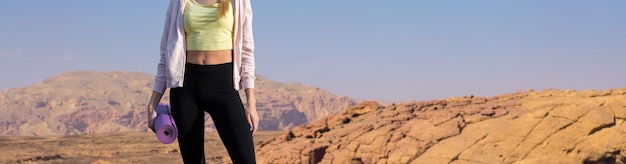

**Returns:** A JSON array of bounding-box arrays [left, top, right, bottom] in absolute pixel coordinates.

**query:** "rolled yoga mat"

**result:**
[[153, 103, 178, 144]]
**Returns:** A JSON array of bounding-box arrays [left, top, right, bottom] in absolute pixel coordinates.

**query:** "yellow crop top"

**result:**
[[183, 0, 234, 51]]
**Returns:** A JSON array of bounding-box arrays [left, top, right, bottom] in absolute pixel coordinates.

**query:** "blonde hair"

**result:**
[[218, 0, 231, 18]]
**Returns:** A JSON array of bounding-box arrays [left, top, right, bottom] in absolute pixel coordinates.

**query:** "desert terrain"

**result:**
[[2, 88, 625, 163], [0, 71, 624, 163], [0, 131, 283, 164], [256, 88, 626, 163]]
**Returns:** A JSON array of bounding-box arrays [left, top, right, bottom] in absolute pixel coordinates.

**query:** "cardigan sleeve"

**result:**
[[153, 0, 177, 94], [240, 0, 256, 90]]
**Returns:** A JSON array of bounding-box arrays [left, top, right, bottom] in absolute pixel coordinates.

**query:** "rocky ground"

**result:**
[[256, 88, 626, 163], [0, 131, 283, 164], [2, 88, 625, 164]]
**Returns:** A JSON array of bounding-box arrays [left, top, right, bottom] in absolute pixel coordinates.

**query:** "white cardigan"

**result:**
[[153, 0, 256, 94]]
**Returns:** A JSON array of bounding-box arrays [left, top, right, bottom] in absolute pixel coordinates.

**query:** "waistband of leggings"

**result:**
[[185, 62, 233, 71]]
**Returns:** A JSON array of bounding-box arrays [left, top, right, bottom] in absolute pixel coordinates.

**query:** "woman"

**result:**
[[146, 0, 258, 163]]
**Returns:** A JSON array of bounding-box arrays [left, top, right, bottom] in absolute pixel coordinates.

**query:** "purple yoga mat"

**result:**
[[153, 104, 178, 144]]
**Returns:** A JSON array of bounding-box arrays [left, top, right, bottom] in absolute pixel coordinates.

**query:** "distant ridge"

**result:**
[[0, 70, 356, 136]]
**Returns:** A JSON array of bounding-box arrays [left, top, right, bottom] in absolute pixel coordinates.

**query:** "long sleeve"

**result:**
[[240, 0, 256, 90], [153, 0, 176, 94]]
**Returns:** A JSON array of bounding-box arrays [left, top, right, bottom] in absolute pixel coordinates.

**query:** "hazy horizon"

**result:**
[[1, 1, 625, 102]]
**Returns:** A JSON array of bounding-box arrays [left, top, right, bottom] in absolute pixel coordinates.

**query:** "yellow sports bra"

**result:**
[[183, 0, 234, 51]]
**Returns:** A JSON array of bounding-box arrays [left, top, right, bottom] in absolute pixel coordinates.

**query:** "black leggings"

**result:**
[[170, 62, 256, 164]]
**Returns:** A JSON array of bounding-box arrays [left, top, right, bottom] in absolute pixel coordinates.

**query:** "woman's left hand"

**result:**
[[246, 104, 259, 137]]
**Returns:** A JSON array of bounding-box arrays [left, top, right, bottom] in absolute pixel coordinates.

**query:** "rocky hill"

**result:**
[[0, 70, 356, 136], [256, 88, 626, 163]]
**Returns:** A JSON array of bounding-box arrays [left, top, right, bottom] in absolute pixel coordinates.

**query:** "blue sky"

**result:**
[[0, 1, 625, 102]]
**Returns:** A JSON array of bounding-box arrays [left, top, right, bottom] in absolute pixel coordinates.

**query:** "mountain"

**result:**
[[255, 88, 626, 163], [0, 70, 356, 136]]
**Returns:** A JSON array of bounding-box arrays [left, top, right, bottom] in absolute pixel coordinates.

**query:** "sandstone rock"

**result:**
[[91, 160, 112, 164], [257, 88, 626, 164]]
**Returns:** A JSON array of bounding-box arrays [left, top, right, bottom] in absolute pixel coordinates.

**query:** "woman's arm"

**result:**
[[241, 0, 259, 136], [146, 91, 163, 130], [153, 0, 176, 95], [244, 88, 258, 136], [148, 0, 176, 130], [240, 0, 255, 90]]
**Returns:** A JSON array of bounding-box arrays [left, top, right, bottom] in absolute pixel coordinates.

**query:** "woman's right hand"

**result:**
[[147, 91, 164, 132], [147, 105, 157, 131]]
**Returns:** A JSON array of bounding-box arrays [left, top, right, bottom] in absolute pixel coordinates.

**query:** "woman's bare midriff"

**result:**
[[186, 49, 232, 65]]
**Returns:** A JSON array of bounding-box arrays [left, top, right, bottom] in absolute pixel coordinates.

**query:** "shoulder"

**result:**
[[171, 0, 182, 4], [241, 0, 253, 12], [168, 0, 183, 7], [239, 0, 252, 8], [165, 0, 184, 12]]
